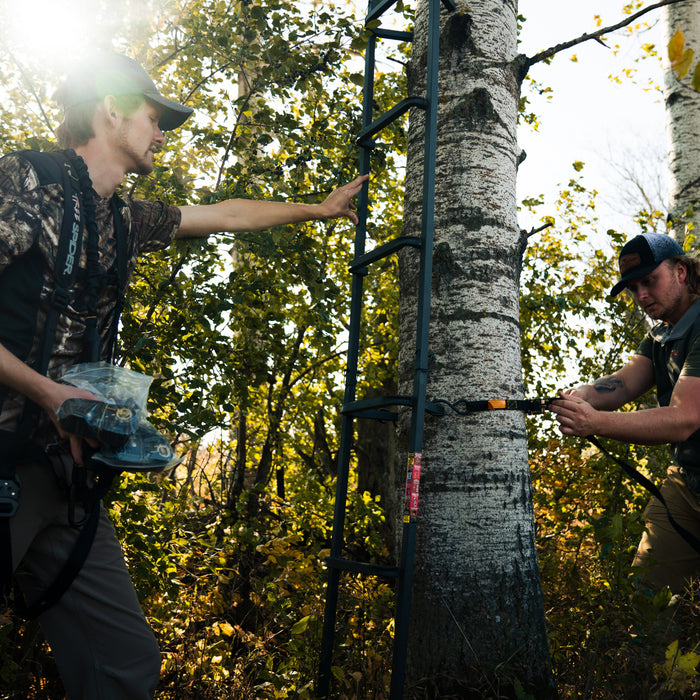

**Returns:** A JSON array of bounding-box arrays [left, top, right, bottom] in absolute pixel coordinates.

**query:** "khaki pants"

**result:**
[[632, 466, 700, 593], [9, 457, 161, 699]]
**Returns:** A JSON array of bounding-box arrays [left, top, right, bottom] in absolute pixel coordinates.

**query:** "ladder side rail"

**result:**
[[390, 0, 442, 697], [317, 22, 379, 698]]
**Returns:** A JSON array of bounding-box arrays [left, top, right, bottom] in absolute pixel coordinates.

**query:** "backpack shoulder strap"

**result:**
[[14, 149, 62, 183], [13, 152, 84, 438]]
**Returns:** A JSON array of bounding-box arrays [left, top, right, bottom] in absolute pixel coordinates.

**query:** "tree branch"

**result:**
[[523, 221, 554, 239], [7, 48, 56, 139], [526, 0, 687, 69]]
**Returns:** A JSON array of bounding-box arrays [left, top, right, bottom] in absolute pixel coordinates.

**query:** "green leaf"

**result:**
[[291, 615, 311, 635], [692, 61, 700, 92]]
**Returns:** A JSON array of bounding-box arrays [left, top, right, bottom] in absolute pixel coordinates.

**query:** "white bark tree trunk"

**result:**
[[664, 0, 700, 239], [398, 0, 553, 695]]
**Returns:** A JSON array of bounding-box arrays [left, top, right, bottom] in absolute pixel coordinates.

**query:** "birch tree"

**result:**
[[398, 0, 553, 695], [664, 0, 700, 240]]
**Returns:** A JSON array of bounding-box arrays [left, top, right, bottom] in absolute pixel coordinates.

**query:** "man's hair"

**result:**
[[669, 254, 700, 297], [56, 94, 145, 148]]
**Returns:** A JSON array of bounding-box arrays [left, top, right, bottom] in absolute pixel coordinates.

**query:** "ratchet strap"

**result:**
[[432, 397, 555, 416], [432, 397, 700, 555]]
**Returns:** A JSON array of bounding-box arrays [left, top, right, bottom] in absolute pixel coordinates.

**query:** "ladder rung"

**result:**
[[325, 556, 401, 579], [349, 236, 421, 272], [356, 97, 427, 147], [372, 28, 413, 42]]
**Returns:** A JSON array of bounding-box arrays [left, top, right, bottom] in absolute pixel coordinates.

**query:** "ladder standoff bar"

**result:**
[[367, 0, 403, 22], [342, 395, 444, 419], [356, 97, 427, 147], [367, 0, 455, 21], [349, 236, 421, 272], [325, 556, 401, 579]]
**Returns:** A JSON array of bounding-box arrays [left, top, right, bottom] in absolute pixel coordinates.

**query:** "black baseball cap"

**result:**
[[54, 52, 193, 131], [610, 233, 684, 297]]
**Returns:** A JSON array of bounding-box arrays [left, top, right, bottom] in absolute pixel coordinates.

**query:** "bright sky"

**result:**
[[517, 1, 668, 238]]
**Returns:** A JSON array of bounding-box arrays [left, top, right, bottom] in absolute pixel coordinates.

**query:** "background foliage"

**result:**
[[0, 0, 697, 698]]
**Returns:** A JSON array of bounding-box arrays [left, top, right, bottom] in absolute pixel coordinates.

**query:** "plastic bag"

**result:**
[[58, 362, 181, 472], [60, 362, 151, 422]]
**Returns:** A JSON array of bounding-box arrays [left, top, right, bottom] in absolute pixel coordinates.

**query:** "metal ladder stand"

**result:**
[[318, 0, 456, 697]]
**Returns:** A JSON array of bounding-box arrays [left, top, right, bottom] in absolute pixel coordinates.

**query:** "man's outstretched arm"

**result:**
[[175, 175, 368, 238]]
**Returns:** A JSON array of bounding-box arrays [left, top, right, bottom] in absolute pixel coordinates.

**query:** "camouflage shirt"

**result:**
[[0, 151, 181, 443]]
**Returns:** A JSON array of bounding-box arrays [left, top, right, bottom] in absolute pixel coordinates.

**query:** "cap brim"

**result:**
[[145, 92, 194, 131], [609, 262, 661, 297]]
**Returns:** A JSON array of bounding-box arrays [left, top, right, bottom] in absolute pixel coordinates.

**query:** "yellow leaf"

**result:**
[[665, 639, 680, 665], [291, 615, 311, 635], [218, 621, 235, 637], [674, 49, 695, 78], [668, 27, 685, 64]]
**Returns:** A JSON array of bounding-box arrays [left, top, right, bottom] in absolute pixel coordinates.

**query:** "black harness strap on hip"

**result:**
[[15, 501, 100, 620], [13, 465, 116, 620], [587, 435, 700, 556]]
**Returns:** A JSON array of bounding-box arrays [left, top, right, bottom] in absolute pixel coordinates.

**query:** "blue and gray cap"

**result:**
[[610, 233, 684, 297], [54, 52, 193, 132]]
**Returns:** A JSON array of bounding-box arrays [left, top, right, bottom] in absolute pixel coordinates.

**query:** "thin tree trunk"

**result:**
[[399, 0, 554, 695]]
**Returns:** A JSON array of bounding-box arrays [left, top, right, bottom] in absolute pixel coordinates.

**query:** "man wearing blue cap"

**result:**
[[551, 233, 700, 593], [0, 52, 366, 698]]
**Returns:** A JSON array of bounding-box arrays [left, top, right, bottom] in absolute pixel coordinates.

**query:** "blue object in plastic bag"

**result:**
[[59, 362, 182, 472]]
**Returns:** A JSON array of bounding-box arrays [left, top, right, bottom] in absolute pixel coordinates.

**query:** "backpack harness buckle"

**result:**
[[0, 475, 21, 518]]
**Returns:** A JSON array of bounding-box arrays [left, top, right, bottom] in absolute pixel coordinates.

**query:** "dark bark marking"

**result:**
[[452, 86, 501, 132]]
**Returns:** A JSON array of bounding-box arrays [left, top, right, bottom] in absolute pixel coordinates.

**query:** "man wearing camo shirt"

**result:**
[[0, 52, 365, 698]]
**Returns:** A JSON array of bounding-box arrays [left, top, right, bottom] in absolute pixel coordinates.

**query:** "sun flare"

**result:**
[[1, 0, 98, 69]]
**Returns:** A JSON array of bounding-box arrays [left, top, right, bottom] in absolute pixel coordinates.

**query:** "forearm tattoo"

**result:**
[[592, 377, 624, 394]]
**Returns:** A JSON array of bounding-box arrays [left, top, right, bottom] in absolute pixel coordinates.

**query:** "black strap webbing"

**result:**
[[15, 500, 100, 620], [14, 465, 116, 620], [15, 153, 83, 438], [587, 435, 700, 555]]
